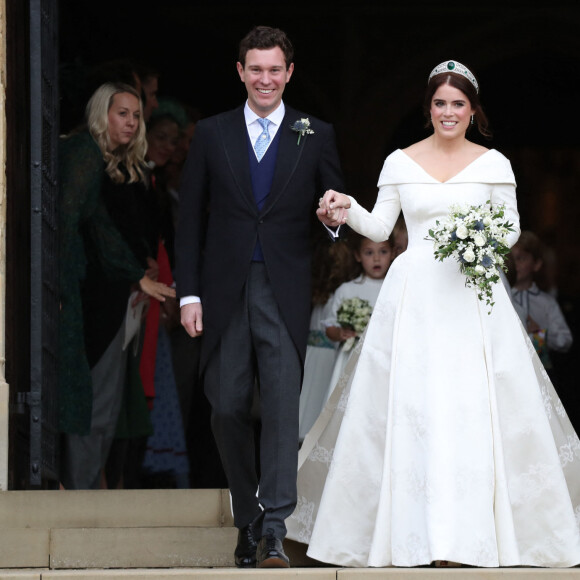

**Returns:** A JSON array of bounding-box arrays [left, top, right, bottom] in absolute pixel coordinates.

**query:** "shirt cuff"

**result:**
[[323, 223, 341, 239], [180, 295, 201, 308]]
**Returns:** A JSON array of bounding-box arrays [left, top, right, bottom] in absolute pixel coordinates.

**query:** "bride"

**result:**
[[289, 60, 580, 568]]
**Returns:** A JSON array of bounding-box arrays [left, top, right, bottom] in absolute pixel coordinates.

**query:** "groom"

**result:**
[[175, 26, 344, 568]]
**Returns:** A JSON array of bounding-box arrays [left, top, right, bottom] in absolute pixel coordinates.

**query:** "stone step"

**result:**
[[0, 488, 319, 569], [1, 567, 580, 579], [0, 489, 233, 529], [2, 490, 580, 577], [0, 526, 318, 569]]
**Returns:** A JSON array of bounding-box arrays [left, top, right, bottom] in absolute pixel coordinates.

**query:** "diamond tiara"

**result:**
[[428, 60, 479, 93]]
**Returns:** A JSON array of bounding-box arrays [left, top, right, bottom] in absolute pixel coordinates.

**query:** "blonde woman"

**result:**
[[59, 82, 174, 489]]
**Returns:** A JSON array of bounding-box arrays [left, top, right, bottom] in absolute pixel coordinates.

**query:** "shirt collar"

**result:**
[[512, 282, 540, 298], [243, 101, 285, 128]]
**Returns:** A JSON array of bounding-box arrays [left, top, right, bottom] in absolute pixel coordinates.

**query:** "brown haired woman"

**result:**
[[289, 61, 580, 568]]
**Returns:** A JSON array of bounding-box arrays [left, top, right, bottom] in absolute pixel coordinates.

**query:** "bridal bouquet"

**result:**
[[336, 297, 373, 350], [426, 201, 515, 312]]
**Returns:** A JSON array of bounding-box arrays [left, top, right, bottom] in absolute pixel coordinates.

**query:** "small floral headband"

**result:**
[[428, 60, 479, 93]]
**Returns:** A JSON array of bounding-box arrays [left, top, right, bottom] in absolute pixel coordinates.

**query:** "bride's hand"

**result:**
[[317, 189, 350, 227]]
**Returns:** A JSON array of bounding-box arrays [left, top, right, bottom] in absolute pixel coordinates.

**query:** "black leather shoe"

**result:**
[[234, 521, 258, 568], [256, 528, 290, 568]]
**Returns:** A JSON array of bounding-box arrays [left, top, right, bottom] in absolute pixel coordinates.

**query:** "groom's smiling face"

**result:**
[[237, 47, 294, 117]]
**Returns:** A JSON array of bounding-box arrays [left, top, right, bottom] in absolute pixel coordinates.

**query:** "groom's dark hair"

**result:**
[[238, 26, 294, 69]]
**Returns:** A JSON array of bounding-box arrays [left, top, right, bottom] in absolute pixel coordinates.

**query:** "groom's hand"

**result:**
[[181, 302, 203, 337]]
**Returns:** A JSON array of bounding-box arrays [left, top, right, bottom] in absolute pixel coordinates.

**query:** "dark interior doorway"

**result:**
[[5, 1, 580, 488]]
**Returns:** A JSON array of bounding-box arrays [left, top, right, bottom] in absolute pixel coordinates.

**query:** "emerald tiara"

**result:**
[[428, 60, 479, 93]]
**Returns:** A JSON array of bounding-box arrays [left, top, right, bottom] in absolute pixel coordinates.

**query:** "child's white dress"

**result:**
[[324, 275, 384, 406], [298, 298, 339, 441]]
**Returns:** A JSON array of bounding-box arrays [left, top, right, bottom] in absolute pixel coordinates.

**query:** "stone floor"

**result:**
[[1, 490, 580, 579]]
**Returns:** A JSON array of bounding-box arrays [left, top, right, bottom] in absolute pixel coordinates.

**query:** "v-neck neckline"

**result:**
[[398, 148, 494, 184]]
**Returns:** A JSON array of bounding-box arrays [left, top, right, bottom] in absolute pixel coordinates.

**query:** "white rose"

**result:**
[[456, 224, 469, 239], [473, 233, 486, 247], [475, 265, 485, 274], [483, 216, 492, 226], [463, 249, 475, 262]]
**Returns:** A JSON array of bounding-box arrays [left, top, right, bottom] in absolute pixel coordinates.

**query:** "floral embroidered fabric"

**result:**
[[286, 149, 580, 567]]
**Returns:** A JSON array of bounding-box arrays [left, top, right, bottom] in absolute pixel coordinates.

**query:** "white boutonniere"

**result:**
[[290, 118, 314, 145]]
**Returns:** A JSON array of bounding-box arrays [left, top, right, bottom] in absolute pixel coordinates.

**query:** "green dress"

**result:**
[[58, 131, 145, 434]]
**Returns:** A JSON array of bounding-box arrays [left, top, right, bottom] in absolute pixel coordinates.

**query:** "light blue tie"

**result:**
[[254, 118, 271, 162]]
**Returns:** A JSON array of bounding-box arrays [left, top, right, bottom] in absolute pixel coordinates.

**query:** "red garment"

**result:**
[[139, 239, 174, 407]]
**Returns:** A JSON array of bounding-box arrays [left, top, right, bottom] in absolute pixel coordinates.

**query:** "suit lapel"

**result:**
[[261, 107, 306, 216], [218, 107, 256, 213]]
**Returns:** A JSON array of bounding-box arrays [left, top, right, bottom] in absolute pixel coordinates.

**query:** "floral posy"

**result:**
[[337, 297, 373, 351], [426, 201, 515, 312], [290, 118, 314, 145]]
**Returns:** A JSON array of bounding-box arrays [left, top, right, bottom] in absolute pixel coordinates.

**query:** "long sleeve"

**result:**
[[488, 153, 520, 249], [545, 298, 573, 353], [59, 133, 102, 299], [345, 187, 401, 244], [174, 119, 210, 299], [343, 156, 401, 242], [326, 283, 348, 328], [58, 131, 145, 435], [511, 285, 573, 353], [60, 133, 147, 296], [491, 181, 520, 248], [59, 132, 145, 295], [529, 291, 574, 353], [83, 199, 146, 282]]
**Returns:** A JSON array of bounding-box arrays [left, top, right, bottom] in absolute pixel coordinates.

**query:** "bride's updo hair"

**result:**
[[423, 68, 491, 139]]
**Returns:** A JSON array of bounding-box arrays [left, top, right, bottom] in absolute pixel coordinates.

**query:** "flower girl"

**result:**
[[323, 234, 392, 405], [298, 239, 358, 441]]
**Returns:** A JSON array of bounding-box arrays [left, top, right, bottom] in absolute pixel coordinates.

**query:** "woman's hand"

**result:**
[[317, 189, 351, 227], [138, 275, 176, 302]]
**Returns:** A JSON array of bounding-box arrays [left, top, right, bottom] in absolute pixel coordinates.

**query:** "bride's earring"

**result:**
[[470, 115, 474, 125]]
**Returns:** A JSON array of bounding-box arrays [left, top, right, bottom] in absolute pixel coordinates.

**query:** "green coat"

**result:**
[[58, 131, 144, 434]]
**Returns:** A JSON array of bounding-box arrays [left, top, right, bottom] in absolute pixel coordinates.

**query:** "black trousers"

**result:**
[[204, 263, 301, 539]]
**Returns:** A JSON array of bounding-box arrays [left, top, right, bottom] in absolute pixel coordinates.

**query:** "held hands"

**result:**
[[317, 189, 351, 228], [181, 302, 203, 337]]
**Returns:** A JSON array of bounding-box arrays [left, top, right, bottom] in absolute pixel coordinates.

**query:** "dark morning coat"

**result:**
[[174, 104, 344, 372]]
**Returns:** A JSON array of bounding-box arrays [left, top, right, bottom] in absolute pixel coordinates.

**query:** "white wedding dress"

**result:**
[[286, 149, 580, 568]]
